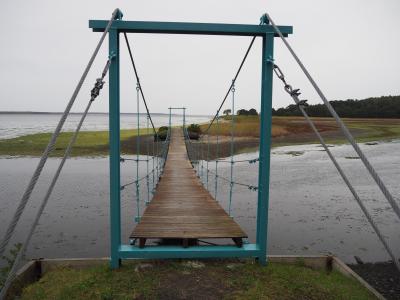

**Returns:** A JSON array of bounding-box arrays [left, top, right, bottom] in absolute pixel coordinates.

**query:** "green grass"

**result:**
[[344, 119, 400, 142], [1, 116, 400, 157], [19, 260, 375, 300], [0, 129, 151, 157]]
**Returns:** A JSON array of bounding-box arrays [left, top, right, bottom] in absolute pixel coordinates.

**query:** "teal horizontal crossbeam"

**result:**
[[89, 20, 292, 37], [119, 244, 260, 259]]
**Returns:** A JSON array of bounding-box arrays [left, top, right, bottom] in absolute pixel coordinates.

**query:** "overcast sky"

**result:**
[[0, 0, 399, 115]]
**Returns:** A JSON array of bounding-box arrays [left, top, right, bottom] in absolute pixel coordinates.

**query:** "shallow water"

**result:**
[[0, 141, 399, 264], [0, 113, 210, 139]]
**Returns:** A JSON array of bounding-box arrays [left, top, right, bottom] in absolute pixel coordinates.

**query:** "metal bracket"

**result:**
[[109, 51, 117, 60], [114, 9, 123, 20], [260, 14, 269, 25]]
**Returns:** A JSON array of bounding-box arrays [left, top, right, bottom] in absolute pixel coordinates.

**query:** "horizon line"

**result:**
[[0, 111, 212, 117]]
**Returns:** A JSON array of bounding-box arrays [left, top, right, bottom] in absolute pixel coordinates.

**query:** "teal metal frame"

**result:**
[[89, 14, 292, 268], [168, 107, 186, 129]]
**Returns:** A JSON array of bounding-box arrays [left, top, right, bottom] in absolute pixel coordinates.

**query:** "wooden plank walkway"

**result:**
[[130, 128, 247, 247]]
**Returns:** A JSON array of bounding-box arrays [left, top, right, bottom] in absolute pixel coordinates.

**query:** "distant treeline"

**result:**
[[272, 95, 400, 118]]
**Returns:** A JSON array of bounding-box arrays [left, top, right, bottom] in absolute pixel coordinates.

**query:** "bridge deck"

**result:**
[[130, 128, 247, 247]]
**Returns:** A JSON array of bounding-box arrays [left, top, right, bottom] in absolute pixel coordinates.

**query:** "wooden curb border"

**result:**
[[4, 255, 385, 299]]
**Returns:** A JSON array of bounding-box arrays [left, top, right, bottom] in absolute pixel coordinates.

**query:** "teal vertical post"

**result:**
[[183, 108, 186, 128], [256, 33, 274, 265], [109, 28, 121, 269]]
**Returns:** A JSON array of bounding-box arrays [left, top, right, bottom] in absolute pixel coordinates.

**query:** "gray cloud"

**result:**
[[0, 0, 399, 115]]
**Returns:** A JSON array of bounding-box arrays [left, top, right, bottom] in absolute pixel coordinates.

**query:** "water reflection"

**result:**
[[0, 141, 399, 264]]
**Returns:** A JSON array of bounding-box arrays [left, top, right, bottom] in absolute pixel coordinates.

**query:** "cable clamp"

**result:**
[[248, 185, 258, 191], [290, 88, 301, 97], [297, 99, 309, 107]]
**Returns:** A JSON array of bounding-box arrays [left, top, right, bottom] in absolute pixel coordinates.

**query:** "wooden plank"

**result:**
[[130, 128, 247, 241]]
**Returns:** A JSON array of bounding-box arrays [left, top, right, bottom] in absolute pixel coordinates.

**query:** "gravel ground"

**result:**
[[349, 261, 400, 300]]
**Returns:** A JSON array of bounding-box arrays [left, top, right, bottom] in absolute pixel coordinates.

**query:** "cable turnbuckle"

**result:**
[[273, 64, 285, 82], [90, 78, 105, 102]]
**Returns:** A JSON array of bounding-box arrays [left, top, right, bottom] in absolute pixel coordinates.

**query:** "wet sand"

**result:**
[[185, 126, 367, 160]]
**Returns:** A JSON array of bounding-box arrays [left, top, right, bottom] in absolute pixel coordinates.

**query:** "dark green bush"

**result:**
[[158, 126, 169, 132], [154, 126, 169, 141], [237, 108, 258, 116], [187, 124, 201, 134]]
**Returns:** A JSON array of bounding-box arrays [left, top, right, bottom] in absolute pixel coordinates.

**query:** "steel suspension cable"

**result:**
[[202, 142, 205, 184], [216, 158, 259, 164], [207, 168, 258, 191], [0, 58, 113, 298], [214, 115, 220, 200], [156, 136, 160, 180], [204, 33, 258, 134], [135, 84, 141, 222], [198, 24, 260, 205], [121, 170, 155, 190], [0, 8, 122, 263], [152, 134, 155, 194], [206, 134, 210, 190], [266, 13, 400, 221], [273, 62, 400, 271], [199, 143, 202, 177], [228, 82, 236, 216], [123, 33, 157, 136], [146, 116, 150, 205]]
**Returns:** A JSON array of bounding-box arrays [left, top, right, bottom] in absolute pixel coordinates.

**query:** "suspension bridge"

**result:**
[[131, 128, 246, 248], [1, 8, 399, 298]]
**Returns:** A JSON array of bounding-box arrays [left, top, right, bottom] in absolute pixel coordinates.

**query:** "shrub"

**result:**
[[187, 124, 201, 134], [154, 126, 169, 141], [237, 108, 258, 116], [158, 126, 169, 132]]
